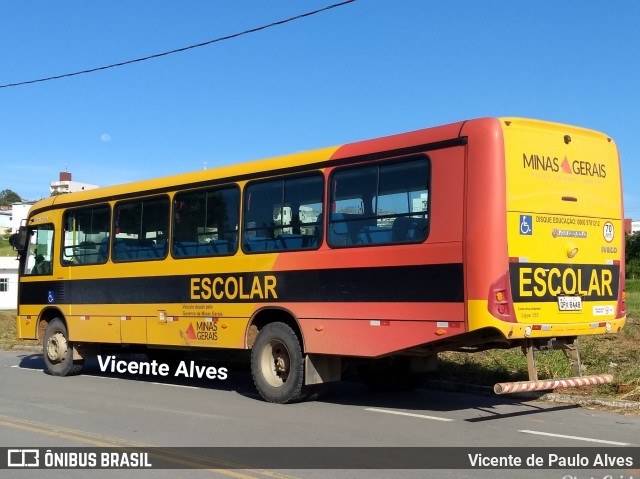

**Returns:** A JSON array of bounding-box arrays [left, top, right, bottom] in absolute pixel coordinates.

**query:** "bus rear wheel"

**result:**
[[43, 318, 84, 376], [251, 322, 307, 404]]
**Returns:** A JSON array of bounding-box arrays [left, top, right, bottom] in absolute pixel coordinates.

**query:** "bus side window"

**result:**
[[172, 185, 240, 258], [62, 205, 111, 265], [243, 174, 324, 253], [113, 196, 170, 262], [24, 224, 55, 275], [328, 157, 430, 248]]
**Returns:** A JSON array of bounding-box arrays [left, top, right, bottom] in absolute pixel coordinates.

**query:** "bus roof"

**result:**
[[28, 117, 612, 215], [29, 119, 469, 213]]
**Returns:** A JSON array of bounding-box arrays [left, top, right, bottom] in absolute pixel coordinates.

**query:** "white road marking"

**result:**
[[84, 374, 119, 380], [519, 429, 634, 446], [365, 407, 454, 422], [149, 382, 199, 389], [11, 366, 197, 388]]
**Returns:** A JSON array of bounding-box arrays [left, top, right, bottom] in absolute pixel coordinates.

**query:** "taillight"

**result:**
[[616, 288, 626, 318], [488, 271, 515, 322], [615, 269, 626, 319]]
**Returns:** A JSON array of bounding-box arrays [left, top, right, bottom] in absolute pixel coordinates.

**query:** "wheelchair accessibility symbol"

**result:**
[[519, 215, 532, 235]]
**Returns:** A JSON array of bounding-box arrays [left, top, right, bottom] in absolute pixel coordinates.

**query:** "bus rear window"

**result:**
[[328, 157, 430, 247]]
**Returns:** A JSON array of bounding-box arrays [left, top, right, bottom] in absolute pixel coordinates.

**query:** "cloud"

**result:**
[[100, 133, 112, 143]]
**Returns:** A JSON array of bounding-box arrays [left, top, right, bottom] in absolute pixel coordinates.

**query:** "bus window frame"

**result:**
[[60, 203, 111, 267], [241, 172, 325, 254], [111, 194, 171, 263], [171, 183, 240, 259], [23, 223, 55, 276], [327, 155, 431, 249]]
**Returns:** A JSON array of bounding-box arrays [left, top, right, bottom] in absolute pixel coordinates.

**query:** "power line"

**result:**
[[0, 0, 356, 89]]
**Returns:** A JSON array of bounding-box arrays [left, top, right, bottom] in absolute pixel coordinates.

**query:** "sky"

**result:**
[[0, 0, 638, 219]]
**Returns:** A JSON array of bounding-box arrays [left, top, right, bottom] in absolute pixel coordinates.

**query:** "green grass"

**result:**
[[0, 310, 20, 347], [0, 236, 14, 256], [627, 280, 640, 316], [438, 288, 640, 401], [0, 310, 40, 348]]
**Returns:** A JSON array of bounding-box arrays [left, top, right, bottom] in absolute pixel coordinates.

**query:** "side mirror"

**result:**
[[9, 226, 28, 252]]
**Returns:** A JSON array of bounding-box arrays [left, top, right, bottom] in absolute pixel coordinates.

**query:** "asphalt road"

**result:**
[[0, 349, 638, 479]]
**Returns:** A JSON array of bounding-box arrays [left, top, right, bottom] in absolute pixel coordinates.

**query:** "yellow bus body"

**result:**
[[13, 117, 625, 401]]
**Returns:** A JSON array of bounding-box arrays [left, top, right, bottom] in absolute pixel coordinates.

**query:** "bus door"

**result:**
[[60, 205, 122, 344], [17, 222, 56, 339]]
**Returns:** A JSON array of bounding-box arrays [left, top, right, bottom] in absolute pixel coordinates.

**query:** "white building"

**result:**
[[633, 221, 640, 234], [0, 256, 19, 310], [50, 171, 98, 196], [2, 203, 31, 309], [9, 203, 32, 233], [0, 209, 10, 230]]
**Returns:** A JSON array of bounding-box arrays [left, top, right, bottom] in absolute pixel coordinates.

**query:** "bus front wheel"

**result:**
[[43, 318, 84, 376], [251, 322, 306, 404]]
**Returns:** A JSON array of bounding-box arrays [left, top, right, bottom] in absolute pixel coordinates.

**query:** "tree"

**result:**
[[0, 189, 22, 206], [626, 232, 640, 280]]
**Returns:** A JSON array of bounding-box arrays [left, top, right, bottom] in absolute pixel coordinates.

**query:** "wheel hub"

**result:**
[[47, 331, 68, 362], [260, 340, 291, 387], [274, 355, 287, 373]]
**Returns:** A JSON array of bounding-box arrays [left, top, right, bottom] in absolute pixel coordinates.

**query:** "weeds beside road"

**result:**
[[439, 279, 640, 402]]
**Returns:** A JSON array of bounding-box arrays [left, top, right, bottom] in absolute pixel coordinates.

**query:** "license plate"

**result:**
[[557, 295, 582, 311]]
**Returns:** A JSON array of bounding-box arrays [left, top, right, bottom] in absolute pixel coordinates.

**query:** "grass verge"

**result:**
[[0, 310, 37, 349], [0, 235, 15, 256], [437, 283, 640, 402]]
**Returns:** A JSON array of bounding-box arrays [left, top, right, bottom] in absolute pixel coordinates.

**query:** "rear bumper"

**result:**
[[468, 299, 626, 340]]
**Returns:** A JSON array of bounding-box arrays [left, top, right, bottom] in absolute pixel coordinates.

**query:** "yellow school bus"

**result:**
[[11, 117, 626, 402]]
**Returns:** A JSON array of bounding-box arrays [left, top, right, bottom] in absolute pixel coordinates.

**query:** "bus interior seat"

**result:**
[[275, 234, 305, 250], [328, 213, 349, 245], [243, 236, 274, 252], [392, 216, 428, 242], [356, 226, 392, 245], [113, 238, 165, 261], [173, 240, 232, 257], [97, 237, 110, 262], [311, 214, 323, 247]]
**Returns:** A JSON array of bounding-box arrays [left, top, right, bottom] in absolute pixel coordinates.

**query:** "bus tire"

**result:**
[[251, 322, 307, 404], [43, 318, 84, 376]]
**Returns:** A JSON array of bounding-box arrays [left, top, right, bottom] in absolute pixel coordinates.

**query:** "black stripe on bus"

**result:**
[[19, 264, 464, 306], [28, 137, 467, 216]]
